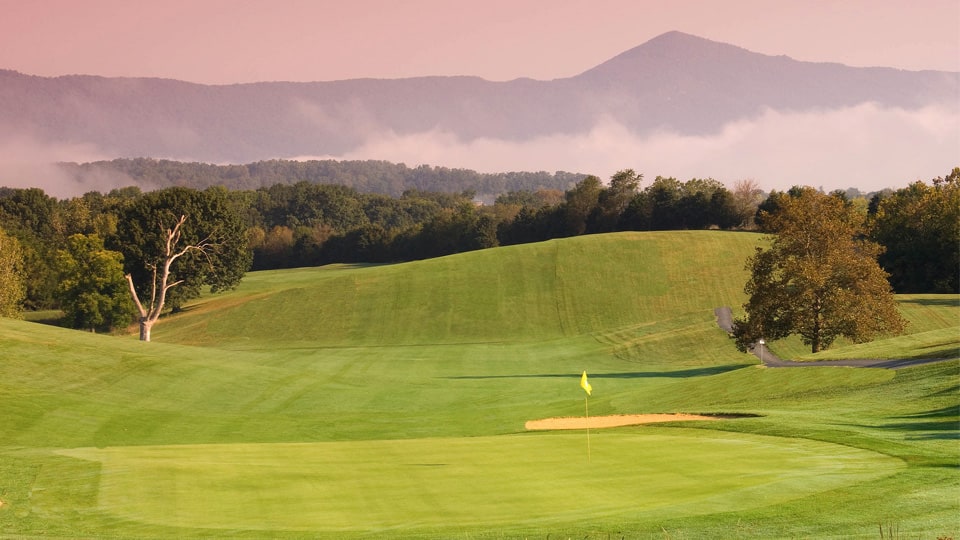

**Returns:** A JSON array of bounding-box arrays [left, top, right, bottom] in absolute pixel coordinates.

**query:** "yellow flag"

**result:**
[[580, 371, 592, 396]]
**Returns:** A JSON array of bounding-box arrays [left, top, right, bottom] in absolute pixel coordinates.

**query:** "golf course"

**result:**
[[1, 230, 957, 538]]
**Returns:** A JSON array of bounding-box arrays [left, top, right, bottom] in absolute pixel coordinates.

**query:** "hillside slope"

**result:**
[[0, 231, 761, 448], [155, 231, 759, 347]]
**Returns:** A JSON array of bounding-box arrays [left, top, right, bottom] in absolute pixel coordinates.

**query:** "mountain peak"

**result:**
[[645, 30, 721, 47], [577, 31, 760, 78], [639, 30, 754, 54]]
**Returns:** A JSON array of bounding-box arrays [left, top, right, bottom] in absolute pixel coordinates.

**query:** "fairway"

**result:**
[[57, 430, 901, 531], [2, 232, 957, 538]]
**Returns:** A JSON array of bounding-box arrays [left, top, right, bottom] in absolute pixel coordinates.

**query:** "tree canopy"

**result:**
[[734, 187, 905, 353], [56, 234, 135, 332], [0, 160, 953, 340], [113, 187, 252, 340], [869, 168, 959, 294], [57, 158, 586, 200], [0, 228, 25, 318]]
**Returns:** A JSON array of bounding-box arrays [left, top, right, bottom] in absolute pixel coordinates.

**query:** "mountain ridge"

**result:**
[[3, 31, 956, 85], [0, 31, 956, 166]]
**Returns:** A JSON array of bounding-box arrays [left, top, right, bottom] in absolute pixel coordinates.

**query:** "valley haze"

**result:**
[[0, 31, 957, 198]]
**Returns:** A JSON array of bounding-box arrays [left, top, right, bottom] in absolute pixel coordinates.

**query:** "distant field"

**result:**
[[1, 231, 957, 538]]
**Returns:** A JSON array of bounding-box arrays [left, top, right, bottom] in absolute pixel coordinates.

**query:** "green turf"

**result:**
[[155, 231, 758, 347], [767, 294, 960, 361], [1, 231, 957, 539], [54, 431, 899, 533]]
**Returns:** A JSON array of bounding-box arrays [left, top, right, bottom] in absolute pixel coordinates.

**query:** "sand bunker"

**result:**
[[525, 413, 723, 430]]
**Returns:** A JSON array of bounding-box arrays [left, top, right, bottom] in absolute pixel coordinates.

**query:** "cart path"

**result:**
[[713, 307, 956, 369]]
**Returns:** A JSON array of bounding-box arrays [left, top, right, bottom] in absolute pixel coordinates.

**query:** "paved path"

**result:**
[[713, 307, 956, 370]]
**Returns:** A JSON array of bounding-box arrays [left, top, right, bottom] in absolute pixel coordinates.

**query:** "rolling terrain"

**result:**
[[0, 231, 957, 538]]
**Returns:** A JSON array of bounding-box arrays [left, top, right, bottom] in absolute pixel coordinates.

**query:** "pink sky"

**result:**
[[1, 0, 957, 84], [0, 0, 957, 195]]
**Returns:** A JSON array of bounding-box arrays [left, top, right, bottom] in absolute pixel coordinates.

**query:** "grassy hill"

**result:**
[[154, 231, 757, 347], [0, 231, 957, 538]]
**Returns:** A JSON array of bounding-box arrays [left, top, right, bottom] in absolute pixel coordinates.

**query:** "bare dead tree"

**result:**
[[732, 178, 764, 229], [125, 215, 213, 342]]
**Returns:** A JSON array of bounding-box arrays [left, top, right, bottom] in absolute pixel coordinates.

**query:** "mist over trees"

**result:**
[[55, 158, 586, 201], [0, 162, 955, 333]]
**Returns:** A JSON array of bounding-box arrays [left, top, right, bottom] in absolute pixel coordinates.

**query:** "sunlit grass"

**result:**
[[1, 231, 957, 538], [770, 294, 959, 360]]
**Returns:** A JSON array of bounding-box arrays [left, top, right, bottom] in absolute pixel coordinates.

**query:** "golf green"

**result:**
[[56, 428, 901, 532]]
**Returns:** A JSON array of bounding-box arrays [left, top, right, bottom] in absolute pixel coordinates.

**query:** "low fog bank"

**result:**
[[1, 102, 956, 199], [317, 102, 959, 192], [0, 137, 136, 198]]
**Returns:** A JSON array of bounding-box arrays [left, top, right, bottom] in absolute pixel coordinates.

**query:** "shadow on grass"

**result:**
[[22, 310, 65, 326], [443, 364, 752, 380], [847, 423, 959, 440], [896, 405, 960, 419], [904, 432, 959, 440], [929, 385, 960, 397], [898, 297, 960, 307], [855, 405, 960, 440]]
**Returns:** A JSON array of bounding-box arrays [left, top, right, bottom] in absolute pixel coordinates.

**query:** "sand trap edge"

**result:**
[[525, 413, 728, 431]]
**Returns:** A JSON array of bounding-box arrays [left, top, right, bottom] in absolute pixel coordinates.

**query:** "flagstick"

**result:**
[[585, 395, 591, 462]]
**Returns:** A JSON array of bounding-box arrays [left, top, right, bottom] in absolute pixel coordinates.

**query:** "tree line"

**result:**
[[57, 158, 586, 200], [0, 167, 956, 335]]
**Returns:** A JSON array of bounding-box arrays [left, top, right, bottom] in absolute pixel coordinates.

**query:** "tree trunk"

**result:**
[[139, 318, 153, 342], [811, 296, 823, 353], [811, 315, 821, 353], [124, 215, 208, 343]]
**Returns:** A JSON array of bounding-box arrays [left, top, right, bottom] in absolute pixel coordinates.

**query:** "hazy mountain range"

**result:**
[[0, 31, 957, 196]]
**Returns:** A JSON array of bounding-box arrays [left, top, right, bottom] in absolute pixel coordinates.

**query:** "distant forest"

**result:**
[[57, 158, 587, 201], [0, 160, 956, 320]]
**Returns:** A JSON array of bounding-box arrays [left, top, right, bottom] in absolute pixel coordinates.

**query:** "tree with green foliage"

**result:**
[[869, 168, 959, 293], [753, 186, 807, 232], [0, 187, 62, 309], [402, 201, 498, 260], [646, 176, 683, 229], [733, 187, 905, 353], [0, 228, 26, 318], [563, 175, 602, 236], [592, 169, 642, 232], [56, 234, 135, 332], [113, 187, 252, 341]]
